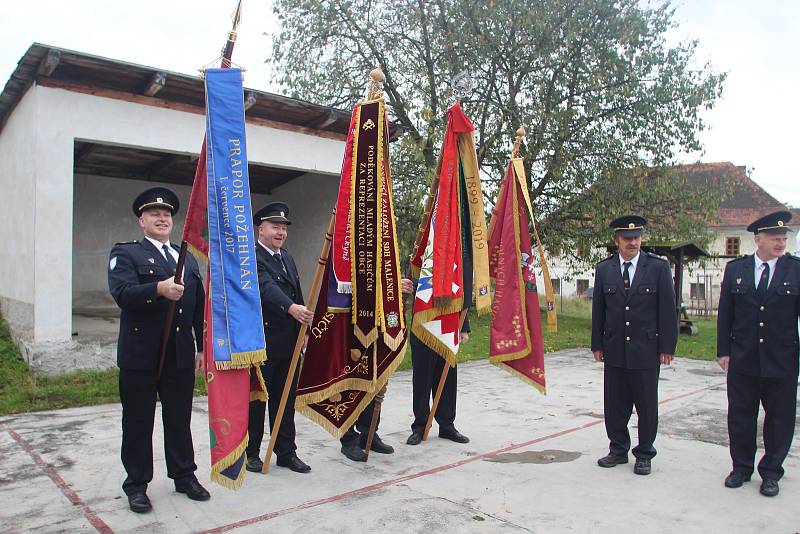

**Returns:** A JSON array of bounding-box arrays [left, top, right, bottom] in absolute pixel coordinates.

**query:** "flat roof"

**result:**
[[0, 43, 401, 140]]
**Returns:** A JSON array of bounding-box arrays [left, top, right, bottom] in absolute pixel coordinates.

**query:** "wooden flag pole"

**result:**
[[422, 308, 468, 441], [262, 210, 335, 474], [362, 374, 385, 460], [159, 0, 243, 381], [156, 242, 189, 380]]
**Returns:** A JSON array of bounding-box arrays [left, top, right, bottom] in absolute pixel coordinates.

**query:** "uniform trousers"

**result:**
[[340, 400, 380, 447], [727, 370, 798, 480], [410, 335, 457, 434], [603, 364, 660, 460], [247, 358, 300, 460], [119, 347, 197, 495]]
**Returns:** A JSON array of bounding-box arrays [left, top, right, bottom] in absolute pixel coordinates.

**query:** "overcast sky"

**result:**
[[1, 0, 797, 206]]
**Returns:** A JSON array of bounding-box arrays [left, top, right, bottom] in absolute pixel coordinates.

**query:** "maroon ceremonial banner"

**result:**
[[487, 158, 546, 393], [295, 98, 406, 437]]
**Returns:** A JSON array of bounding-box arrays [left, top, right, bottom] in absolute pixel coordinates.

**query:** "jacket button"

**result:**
[[625, 321, 630, 326], [626, 336, 631, 341], [178, 308, 183, 314], [759, 338, 763, 343], [646, 288, 650, 292], [146, 299, 152, 304], [759, 305, 765, 311], [759, 322, 764, 327], [149, 269, 154, 274], [625, 306, 630, 311], [133, 327, 139, 332], [176, 326, 181, 332], [787, 290, 791, 294]]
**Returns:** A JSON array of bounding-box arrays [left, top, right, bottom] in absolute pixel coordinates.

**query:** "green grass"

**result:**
[[0, 313, 207, 416], [0, 300, 716, 415]]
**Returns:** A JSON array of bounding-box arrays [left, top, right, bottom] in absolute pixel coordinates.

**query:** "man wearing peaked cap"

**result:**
[[591, 215, 677, 476], [108, 186, 209, 513], [246, 201, 315, 474], [718, 210, 800, 497]]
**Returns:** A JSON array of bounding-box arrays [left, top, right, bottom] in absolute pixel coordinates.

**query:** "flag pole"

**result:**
[[262, 209, 335, 473], [359, 67, 389, 461], [158, 0, 243, 380]]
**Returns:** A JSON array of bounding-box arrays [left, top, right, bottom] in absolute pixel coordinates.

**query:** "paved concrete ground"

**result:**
[[1, 349, 798, 534]]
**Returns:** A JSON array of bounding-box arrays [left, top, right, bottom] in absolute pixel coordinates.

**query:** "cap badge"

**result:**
[[778, 220, 784, 226], [280, 211, 285, 217], [736, 278, 742, 285], [157, 197, 163, 203], [628, 223, 635, 229], [148, 258, 155, 264]]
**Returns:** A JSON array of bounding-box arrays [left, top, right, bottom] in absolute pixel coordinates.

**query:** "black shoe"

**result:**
[[439, 428, 469, 443], [633, 459, 651, 475], [341, 443, 368, 462], [245, 456, 264, 473], [276, 454, 311, 473], [360, 434, 394, 454], [597, 454, 628, 468], [724, 471, 751, 488], [175, 477, 211, 501], [406, 432, 423, 446], [127, 492, 152, 513], [760, 479, 779, 497]]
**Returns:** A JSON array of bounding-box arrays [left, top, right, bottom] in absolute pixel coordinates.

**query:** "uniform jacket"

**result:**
[[717, 254, 800, 377], [108, 239, 204, 370], [257, 244, 305, 360], [591, 252, 678, 369]]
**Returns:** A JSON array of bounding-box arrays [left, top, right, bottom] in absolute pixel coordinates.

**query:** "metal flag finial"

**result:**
[[231, 0, 243, 30], [366, 67, 385, 101], [511, 127, 526, 158], [451, 69, 474, 101]]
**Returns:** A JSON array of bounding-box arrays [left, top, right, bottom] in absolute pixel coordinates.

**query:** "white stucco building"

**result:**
[[0, 44, 395, 372], [545, 163, 796, 315]]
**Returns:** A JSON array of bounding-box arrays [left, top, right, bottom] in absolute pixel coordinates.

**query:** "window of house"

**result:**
[[690, 282, 706, 300], [551, 278, 561, 294], [576, 279, 589, 295], [725, 237, 740, 256]]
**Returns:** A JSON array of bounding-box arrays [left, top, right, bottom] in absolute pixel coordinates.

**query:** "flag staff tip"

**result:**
[[512, 127, 526, 157], [366, 67, 385, 100]]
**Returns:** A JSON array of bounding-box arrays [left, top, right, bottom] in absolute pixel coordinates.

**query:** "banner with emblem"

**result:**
[[181, 66, 267, 490], [409, 103, 490, 367], [486, 144, 551, 392], [295, 97, 407, 437]]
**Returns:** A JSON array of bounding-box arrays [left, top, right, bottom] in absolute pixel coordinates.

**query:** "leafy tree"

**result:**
[[269, 0, 726, 265]]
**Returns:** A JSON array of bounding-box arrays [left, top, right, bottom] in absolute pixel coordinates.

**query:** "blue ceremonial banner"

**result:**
[[204, 68, 267, 369]]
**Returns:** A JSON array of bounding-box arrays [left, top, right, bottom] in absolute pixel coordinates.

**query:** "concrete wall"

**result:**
[[0, 88, 38, 338], [1, 82, 344, 350], [71, 172, 338, 311]]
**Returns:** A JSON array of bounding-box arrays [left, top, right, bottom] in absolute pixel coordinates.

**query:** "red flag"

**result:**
[[487, 161, 546, 392]]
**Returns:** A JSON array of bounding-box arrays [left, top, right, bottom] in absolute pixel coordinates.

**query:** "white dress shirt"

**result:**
[[618, 252, 641, 284], [145, 235, 178, 263], [753, 253, 778, 289]]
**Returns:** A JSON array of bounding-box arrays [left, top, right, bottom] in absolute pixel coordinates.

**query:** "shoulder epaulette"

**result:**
[[645, 252, 668, 262], [597, 254, 615, 265], [727, 255, 748, 264], [114, 240, 139, 246]]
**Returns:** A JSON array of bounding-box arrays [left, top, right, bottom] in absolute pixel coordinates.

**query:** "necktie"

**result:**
[[756, 262, 769, 300], [162, 244, 177, 273], [275, 252, 287, 274], [623, 261, 632, 291]]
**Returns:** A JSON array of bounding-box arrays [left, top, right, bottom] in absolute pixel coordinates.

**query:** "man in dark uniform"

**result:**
[[717, 210, 800, 497], [591, 215, 677, 476], [108, 187, 210, 513], [400, 278, 471, 446], [246, 202, 314, 474], [339, 398, 394, 462]]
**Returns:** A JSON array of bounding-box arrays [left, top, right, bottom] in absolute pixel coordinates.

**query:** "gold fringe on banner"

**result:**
[[512, 158, 557, 332]]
